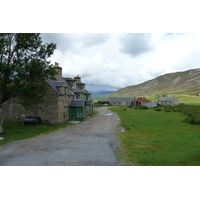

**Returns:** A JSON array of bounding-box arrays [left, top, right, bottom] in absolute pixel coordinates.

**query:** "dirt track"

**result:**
[[0, 107, 121, 166]]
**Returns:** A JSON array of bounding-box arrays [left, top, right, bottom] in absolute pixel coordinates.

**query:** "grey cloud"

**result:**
[[81, 33, 110, 48], [119, 33, 153, 57], [41, 33, 73, 52], [41, 33, 110, 52]]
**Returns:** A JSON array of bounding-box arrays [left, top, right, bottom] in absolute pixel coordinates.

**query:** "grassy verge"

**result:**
[[0, 122, 71, 146], [109, 106, 200, 166]]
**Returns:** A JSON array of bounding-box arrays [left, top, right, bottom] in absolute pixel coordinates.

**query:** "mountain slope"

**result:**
[[90, 90, 115, 99], [106, 68, 200, 98]]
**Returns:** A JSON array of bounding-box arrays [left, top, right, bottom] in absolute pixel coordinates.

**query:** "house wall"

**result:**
[[57, 93, 75, 123], [86, 106, 90, 117], [4, 85, 72, 124], [132, 102, 142, 106], [111, 101, 132, 106], [171, 98, 179, 105], [143, 102, 158, 108], [160, 100, 169, 105], [158, 97, 179, 106], [86, 105, 94, 116], [110, 102, 122, 106], [123, 101, 132, 106], [57, 97, 67, 123], [132, 102, 149, 106]]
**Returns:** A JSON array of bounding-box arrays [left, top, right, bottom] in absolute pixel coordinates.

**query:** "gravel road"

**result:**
[[0, 107, 121, 166]]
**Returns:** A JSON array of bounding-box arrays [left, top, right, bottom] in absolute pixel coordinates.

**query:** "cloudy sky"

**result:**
[[3, 1, 200, 93], [41, 33, 200, 92]]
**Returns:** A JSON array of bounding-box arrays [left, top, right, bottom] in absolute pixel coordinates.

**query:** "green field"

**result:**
[[0, 122, 71, 146], [109, 106, 200, 166], [146, 94, 200, 104]]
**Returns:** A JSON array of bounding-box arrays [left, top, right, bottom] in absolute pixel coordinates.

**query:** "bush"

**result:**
[[164, 106, 172, 112], [184, 115, 200, 125], [139, 106, 148, 110], [133, 106, 149, 110], [171, 104, 200, 125], [154, 107, 162, 111]]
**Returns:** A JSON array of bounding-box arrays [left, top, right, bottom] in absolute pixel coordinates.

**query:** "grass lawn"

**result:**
[[109, 106, 200, 166], [0, 122, 71, 146]]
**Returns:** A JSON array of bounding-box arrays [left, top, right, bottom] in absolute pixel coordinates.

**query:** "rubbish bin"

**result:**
[[24, 117, 41, 125]]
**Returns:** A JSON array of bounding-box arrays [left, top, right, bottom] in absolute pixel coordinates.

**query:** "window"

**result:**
[[64, 106, 68, 118], [77, 113, 82, 118]]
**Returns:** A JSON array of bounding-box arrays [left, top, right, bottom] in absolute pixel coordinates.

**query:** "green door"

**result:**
[[70, 107, 86, 121]]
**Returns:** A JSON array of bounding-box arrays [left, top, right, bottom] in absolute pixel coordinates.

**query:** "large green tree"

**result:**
[[0, 33, 57, 133], [0, 33, 57, 106]]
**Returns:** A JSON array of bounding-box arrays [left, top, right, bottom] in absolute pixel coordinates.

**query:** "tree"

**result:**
[[0, 33, 57, 133], [162, 93, 168, 97], [155, 94, 160, 101], [0, 33, 16, 104]]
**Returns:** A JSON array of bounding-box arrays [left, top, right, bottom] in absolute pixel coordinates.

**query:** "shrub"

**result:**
[[139, 106, 148, 110], [184, 114, 200, 125], [154, 107, 162, 111], [164, 106, 172, 112], [172, 104, 200, 125]]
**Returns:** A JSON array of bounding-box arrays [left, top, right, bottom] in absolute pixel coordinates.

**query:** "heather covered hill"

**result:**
[[106, 68, 200, 98]]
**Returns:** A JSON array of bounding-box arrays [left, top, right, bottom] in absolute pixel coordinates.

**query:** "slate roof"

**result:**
[[46, 78, 64, 96], [158, 97, 176, 102], [53, 81, 65, 87], [70, 99, 85, 107], [82, 89, 91, 95], [108, 97, 136, 103], [63, 77, 91, 95], [72, 86, 91, 95], [47, 75, 91, 98], [132, 97, 151, 103], [85, 100, 93, 106], [67, 90, 74, 96]]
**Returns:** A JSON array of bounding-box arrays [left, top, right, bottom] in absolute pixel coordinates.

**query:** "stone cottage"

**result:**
[[3, 62, 93, 124], [158, 96, 179, 106], [132, 97, 151, 106], [108, 97, 136, 106]]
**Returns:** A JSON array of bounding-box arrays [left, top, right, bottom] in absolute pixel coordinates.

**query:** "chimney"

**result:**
[[74, 74, 81, 83], [54, 62, 62, 81]]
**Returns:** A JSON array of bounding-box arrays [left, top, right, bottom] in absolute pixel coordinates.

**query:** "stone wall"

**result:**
[[57, 95, 69, 123], [3, 85, 66, 124], [171, 98, 179, 105]]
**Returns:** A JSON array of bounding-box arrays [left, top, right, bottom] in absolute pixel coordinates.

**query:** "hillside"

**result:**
[[105, 68, 200, 98], [90, 90, 115, 100]]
